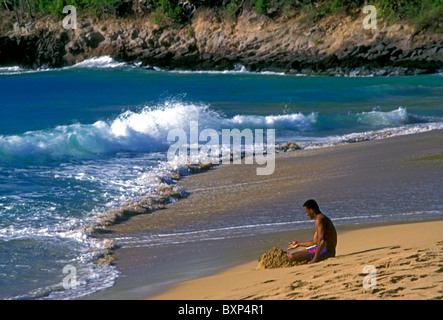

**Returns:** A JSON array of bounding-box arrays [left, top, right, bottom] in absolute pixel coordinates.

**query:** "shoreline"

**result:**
[[148, 219, 443, 300], [86, 128, 443, 300]]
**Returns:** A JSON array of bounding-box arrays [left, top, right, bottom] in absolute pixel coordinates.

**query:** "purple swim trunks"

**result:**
[[306, 245, 330, 261]]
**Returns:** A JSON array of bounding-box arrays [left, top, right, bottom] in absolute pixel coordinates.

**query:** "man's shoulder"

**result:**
[[317, 213, 331, 223]]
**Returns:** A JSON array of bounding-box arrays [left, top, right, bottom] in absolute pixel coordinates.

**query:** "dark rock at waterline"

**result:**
[[0, 34, 38, 67], [0, 30, 70, 69]]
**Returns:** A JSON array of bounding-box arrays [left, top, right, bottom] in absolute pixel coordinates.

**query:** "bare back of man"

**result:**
[[287, 200, 337, 264]]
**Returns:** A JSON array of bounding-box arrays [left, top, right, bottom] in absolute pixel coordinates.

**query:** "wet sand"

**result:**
[[88, 129, 443, 299]]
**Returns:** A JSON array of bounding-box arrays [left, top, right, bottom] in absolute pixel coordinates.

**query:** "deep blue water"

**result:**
[[0, 58, 442, 299]]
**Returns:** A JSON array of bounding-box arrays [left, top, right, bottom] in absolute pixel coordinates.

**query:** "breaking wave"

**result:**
[[1, 102, 441, 164]]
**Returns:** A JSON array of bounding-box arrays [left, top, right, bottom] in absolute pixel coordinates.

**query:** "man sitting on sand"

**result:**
[[287, 199, 337, 264]]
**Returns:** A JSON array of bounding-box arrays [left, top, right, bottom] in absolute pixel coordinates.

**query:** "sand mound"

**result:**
[[257, 247, 299, 270]]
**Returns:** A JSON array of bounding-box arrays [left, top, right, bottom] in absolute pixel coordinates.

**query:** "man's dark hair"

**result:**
[[303, 199, 320, 212]]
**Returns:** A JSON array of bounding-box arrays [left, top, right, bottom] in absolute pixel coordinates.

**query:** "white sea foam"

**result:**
[[69, 56, 128, 69], [301, 121, 443, 150], [230, 112, 317, 130], [159, 63, 287, 76], [0, 65, 53, 75], [0, 56, 130, 76], [0, 66, 23, 73]]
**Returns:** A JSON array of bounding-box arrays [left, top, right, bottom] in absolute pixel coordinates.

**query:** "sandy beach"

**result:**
[[150, 220, 443, 300], [89, 129, 443, 300]]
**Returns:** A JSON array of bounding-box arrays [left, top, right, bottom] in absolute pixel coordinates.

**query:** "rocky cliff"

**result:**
[[1, 5, 442, 75]]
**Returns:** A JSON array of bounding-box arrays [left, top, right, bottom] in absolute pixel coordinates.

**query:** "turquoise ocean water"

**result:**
[[1, 57, 443, 299]]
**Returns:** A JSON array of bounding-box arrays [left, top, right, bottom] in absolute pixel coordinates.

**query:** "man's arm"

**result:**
[[287, 230, 318, 250], [287, 239, 316, 250]]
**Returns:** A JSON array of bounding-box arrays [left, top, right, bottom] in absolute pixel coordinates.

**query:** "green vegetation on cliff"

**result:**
[[1, 0, 442, 32]]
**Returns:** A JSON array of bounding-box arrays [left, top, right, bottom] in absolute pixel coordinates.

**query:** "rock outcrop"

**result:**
[[1, 6, 442, 75]]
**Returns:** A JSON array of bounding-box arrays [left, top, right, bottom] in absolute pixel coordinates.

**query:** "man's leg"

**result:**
[[287, 250, 311, 263]]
